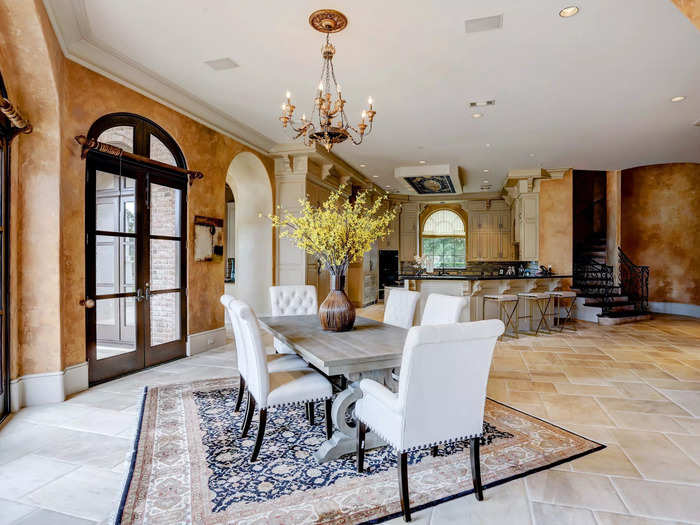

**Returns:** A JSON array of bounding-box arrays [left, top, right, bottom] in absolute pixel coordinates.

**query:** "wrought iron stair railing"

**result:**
[[618, 247, 649, 312], [573, 256, 615, 315]]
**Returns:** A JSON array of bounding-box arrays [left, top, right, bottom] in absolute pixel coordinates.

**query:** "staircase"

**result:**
[[573, 238, 651, 325]]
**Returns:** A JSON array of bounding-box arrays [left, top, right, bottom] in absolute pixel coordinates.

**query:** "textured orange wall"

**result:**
[[538, 170, 573, 287], [61, 61, 274, 368], [0, 0, 64, 377], [671, 0, 700, 30], [621, 163, 700, 305]]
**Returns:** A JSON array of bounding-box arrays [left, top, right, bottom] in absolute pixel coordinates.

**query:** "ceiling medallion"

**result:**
[[279, 10, 376, 152]]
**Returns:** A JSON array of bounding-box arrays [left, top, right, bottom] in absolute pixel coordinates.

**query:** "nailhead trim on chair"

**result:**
[[359, 419, 483, 453], [261, 394, 333, 410]]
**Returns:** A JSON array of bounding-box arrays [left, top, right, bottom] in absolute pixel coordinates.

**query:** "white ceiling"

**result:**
[[45, 0, 700, 193]]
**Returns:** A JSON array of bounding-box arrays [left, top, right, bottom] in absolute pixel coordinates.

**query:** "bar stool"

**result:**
[[483, 294, 519, 339], [547, 290, 577, 332], [517, 292, 552, 336]]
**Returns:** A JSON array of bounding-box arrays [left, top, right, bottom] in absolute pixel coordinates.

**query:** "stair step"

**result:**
[[597, 311, 652, 325]]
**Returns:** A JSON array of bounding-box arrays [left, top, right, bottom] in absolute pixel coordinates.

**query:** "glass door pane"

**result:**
[[87, 160, 144, 383], [145, 179, 186, 366]]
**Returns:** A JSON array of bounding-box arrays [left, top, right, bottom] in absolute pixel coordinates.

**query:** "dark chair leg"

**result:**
[[241, 391, 255, 438], [324, 399, 333, 440], [356, 417, 366, 473], [469, 437, 484, 501], [431, 445, 439, 457], [307, 401, 315, 426], [250, 408, 267, 462], [398, 451, 411, 522], [234, 376, 246, 412]]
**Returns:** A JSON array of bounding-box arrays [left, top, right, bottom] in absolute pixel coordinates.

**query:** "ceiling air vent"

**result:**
[[465, 14, 503, 34], [469, 100, 496, 108], [204, 57, 239, 71]]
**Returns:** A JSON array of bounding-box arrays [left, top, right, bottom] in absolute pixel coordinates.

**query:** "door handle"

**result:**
[[136, 289, 145, 302], [145, 282, 151, 302], [79, 298, 95, 308]]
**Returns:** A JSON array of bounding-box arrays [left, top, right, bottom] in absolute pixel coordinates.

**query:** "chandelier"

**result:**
[[279, 9, 376, 152]]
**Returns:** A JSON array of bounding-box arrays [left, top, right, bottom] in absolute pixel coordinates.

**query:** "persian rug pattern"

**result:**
[[117, 378, 603, 524]]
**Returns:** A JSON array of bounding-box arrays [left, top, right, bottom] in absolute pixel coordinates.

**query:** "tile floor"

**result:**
[[0, 311, 699, 524]]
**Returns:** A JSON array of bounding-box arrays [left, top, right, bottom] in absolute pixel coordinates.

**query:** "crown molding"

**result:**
[[43, 0, 276, 154]]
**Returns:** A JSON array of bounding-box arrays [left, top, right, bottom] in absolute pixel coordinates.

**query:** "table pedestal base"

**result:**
[[314, 378, 390, 463]]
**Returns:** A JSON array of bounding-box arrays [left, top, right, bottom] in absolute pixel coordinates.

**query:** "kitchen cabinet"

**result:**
[[467, 206, 512, 260], [399, 202, 420, 261], [518, 193, 539, 261]]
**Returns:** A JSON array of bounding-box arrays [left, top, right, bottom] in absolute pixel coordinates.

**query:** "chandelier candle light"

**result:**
[[269, 186, 396, 331], [279, 9, 376, 152]]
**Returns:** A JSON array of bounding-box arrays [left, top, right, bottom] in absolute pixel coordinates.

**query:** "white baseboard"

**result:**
[[10, 361, 89, 412], [649, 301, 700, 318], [187, 327, 227, 356]]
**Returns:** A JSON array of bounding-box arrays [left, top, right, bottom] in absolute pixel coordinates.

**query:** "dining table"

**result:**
[[258, 314, 408, 464]]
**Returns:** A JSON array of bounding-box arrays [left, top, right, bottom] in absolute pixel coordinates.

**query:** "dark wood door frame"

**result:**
[[86, 150, 187, 384]]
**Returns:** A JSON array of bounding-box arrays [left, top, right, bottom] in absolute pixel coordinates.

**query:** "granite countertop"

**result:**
[[398, 274, 572, 281]]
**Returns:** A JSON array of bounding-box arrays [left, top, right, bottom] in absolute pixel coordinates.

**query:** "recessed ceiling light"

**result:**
[[671, 96, 686, 103], [419, 160, 426, 164], [483, 169, 489, 173], [204, 57, 239, 71], [559, 6, 579, 17], [472, 113, 483, 119], [372, 175, 379, 178], [529, 153, 536, 157], [482, 179, 490, 184], [359, 163, 367, 168], [485, 143, 491, 148]]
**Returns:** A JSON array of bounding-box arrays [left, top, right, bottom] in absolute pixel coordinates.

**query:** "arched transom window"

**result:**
[[421, 209, 467, 269]]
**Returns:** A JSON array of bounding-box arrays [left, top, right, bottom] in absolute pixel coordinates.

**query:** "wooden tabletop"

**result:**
[[258, 315, 407, 376]]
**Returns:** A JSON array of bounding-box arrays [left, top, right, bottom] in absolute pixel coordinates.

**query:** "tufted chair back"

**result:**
[[397, 320, 504, 450], [421, 293, 467, 326], [229, 299, 270, 406], [221, 295, 248, 378], [269, 285, 318, 316], [383, 289, 420, 329]]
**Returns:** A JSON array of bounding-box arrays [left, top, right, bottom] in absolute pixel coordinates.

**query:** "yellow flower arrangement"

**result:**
[[269, 185, 397, 277]]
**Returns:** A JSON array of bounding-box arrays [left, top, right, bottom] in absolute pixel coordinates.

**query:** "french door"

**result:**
[[86, 152, 187, 384]]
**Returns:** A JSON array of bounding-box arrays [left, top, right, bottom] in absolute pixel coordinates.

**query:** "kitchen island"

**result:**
[[388, 274, 572, 327]]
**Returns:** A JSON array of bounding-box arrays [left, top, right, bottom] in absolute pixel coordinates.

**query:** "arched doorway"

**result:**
[[225, 152, 272, 315], [85, 113, 188, 383]]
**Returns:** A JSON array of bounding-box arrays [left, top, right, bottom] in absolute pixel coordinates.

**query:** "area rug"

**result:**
[[116, 378, 603, 524]]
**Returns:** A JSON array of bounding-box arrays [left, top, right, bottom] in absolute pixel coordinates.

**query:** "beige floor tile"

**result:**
[[525, 470, 627, 512], [13, 509, 97, 524], [608, 411, 688, 433], [507, 380, 557, 393], [612, 429, 700, 483], [431, 479, 532, 525], [569, 444, 641, 478], [540, 394, 614, 425], [562, 424, 619, 445], [611, 382, 666, 400], [611, 478, 700, 523], [667, 434, 700, 464], [0, 454, 78, 500], [532, 502, 596, 525], [647, 379, 700, 391], [553, 383, 622, 397], [595, 511, 691, 525], [506, 391, 543, 405], [674, 417, 700, 435], [660, 390, 700, 417], [21, 466, 124, 522], [596, 397, 690, 416], [0, 498, 37, 525]]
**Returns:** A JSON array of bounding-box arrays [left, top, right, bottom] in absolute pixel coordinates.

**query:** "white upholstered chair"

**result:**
[[355, 320, 505, 521], [421, 293, 467, 325], [383, 289, 421, 329], [229, 298, 333, 462], [269, 285, 318, 354], [220, 295, 308, 413]]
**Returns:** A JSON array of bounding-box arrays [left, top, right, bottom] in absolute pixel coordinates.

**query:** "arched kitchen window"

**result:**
[[421, 209, 467, 269]]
